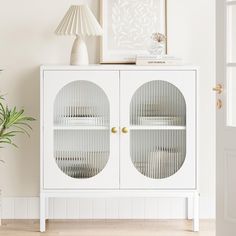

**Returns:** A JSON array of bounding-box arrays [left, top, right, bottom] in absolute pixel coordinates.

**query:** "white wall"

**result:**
[[0, 0, 215, 218]]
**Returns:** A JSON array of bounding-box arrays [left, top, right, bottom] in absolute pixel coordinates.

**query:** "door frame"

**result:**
[[216, 0, 236, 235]]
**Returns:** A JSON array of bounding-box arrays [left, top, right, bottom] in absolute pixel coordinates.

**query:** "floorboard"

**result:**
[[0, 220, 215, 236]]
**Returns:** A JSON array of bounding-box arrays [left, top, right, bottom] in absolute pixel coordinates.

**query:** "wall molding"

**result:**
[[1, 196, 215, 220]]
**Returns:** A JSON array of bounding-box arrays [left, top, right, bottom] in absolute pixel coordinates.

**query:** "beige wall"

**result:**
[[0, 0, 215, 217]]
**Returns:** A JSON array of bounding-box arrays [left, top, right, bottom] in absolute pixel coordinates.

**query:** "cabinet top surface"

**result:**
[[41, 64, 198, 71]]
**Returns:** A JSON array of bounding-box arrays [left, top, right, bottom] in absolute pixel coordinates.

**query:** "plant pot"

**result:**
[[148, 42, 165, 56]]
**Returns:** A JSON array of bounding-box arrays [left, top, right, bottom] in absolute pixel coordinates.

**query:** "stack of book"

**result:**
[[136, 55, 183, 66]]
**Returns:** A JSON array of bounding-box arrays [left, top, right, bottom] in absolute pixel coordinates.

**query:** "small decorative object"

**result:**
[[100, 0, 166, 63], [148, 32, 166, 56], [55, 5, 103, 65]]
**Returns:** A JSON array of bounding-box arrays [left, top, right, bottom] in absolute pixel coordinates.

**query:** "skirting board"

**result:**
[[1, 196, 215, 219]]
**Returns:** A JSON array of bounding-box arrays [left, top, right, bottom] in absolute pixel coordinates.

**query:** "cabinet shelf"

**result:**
[[54, 126, 109, 130], [130, 125, 186, 130]]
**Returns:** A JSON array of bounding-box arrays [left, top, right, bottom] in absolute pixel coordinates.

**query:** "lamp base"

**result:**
[[70, 36, 89, 65]]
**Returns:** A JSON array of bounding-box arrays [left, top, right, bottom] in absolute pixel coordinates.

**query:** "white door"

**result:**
[[120, 70, 196, 189], [42, 70, 119, 189], [216, 0, 236, 235]]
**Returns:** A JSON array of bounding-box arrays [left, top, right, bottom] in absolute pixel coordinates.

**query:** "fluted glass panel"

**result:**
[[131, 130, 186, 179], [54, 130, 109, 179], [130, 81, 186, 179], [54, 81, 109, 127], [53, 81, 110, 179], [130, 80, 186, 126]]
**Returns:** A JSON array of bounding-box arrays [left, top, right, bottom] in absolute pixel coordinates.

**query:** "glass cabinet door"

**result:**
[[130, 80, 186, 179], [54, 81, 110, 179], [120, 71, 196, 189], [43, 70, 119, 189]]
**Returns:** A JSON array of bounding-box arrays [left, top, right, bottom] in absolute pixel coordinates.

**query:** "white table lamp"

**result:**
[[55, 5, 103, 65]]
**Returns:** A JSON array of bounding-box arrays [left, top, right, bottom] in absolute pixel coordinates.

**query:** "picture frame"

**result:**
[[100, 0, 167, 64]]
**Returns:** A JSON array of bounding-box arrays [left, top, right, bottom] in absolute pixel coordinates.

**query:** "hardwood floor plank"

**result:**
[[0, 220, 215, 236]]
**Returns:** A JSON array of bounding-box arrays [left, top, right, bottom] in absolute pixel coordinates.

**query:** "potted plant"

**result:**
[[148, 32, 167, 56], [0, 94, 35, 224], [0, 95, 35, 148]]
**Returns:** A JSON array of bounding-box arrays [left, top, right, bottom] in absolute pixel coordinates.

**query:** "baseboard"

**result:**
[[1, 196, 215, 219]]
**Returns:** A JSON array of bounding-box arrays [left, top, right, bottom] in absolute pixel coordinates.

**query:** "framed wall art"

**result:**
[[100, 0, 167, 64]]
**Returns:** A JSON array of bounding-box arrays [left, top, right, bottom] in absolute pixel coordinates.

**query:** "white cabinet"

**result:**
[[40, 65, 198, 232]]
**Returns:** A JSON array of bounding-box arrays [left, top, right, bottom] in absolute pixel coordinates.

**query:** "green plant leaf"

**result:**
[[0, 95, 35, 148]]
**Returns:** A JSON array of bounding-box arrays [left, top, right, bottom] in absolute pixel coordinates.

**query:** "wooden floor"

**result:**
[[0, 220, 215, 236]]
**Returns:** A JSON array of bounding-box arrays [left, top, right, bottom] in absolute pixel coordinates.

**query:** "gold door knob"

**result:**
[[122, 127, 128, 134], [213, 84, 223, 94], [216, 99, 223, 109], [111, 127, 117, 134]]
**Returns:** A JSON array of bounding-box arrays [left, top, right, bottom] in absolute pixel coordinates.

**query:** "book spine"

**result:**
[[136, 60, 182, 66]]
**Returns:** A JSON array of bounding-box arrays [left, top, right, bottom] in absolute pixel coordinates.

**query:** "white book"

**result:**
[[136, 55, 181, 60], [136, 55, 183, 66], [136, 59, 183, 66]]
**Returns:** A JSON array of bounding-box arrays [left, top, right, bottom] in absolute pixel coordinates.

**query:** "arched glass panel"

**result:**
[[53, 81, 110, 179], [130, 80, 186, 179]]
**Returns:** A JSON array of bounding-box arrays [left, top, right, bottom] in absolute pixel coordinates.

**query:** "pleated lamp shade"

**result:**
[[55, 5, 102, 36], [55, 5, 102, 65]]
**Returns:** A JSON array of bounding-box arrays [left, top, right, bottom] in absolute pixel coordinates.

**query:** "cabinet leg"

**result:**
[[46, 197, 49, 221], [40, 194, 46, 232], [187, 197, 192, 220], [193, 193, 199, 232]]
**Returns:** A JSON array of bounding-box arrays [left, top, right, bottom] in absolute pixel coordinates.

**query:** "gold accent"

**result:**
[[216, 99, 223, 109], [111, 127, 117, 134], [122, 127, 128, 134], [213, 84, 223, 94]]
